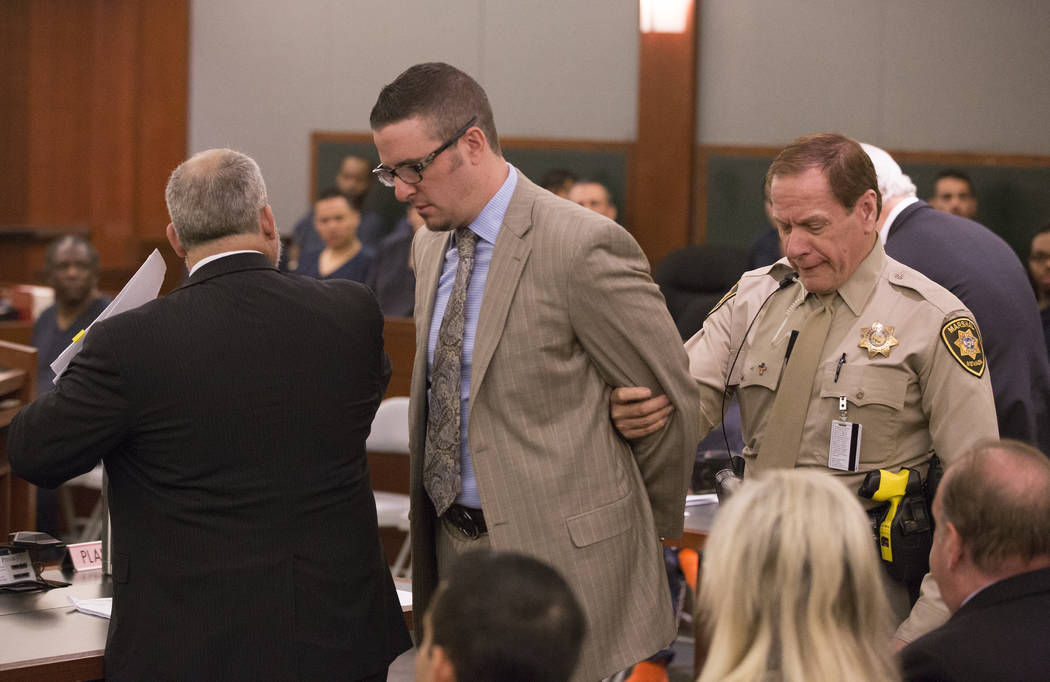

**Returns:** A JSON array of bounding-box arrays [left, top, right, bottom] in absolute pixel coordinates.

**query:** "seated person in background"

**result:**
[[698, 469, 901, 682], [748, 194, 782, 269], [31, 234, 112, 538], [1029, 223, 1050, 359], [33, 235, 112, 396], [539, 167, 578, 198], [286, 154, 386, 268], [295, 187, 374, 282], [928, 168, 978, 220], [568, 178, 618, 221], [415, 550, 585, 682], [899, 439, 1050, 682], [366, 205, 424, 316]]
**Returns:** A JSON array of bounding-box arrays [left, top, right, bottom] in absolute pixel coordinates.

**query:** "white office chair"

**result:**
[[366, 397, 411, 577], [60, 463, 105, 542]]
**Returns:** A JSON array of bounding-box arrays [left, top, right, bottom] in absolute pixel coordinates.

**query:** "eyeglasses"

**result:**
[[373, 117, 477, 187]]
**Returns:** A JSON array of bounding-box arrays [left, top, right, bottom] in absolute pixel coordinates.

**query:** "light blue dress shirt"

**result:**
[[427, 164, 518, 509]]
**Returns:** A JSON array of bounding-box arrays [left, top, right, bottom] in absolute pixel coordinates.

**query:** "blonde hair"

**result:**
[[698, 469, 900, 682]]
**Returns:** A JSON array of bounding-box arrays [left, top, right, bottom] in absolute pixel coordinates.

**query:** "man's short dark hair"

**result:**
[[765, 132, 882, 218], [429, 551, 585, 682], [316, 186, 362, 212], [934, 168, 977, 198], [44, 234, 99, 274], [940, 439, 1050, 572], [539, 168, 578, 192], [369, 62, 501, 156]]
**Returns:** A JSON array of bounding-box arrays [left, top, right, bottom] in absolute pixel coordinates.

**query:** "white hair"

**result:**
[[165, 148, 268, 249], [861, 143, 916, 201]]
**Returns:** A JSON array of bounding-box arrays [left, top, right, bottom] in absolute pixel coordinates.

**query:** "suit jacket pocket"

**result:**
[[566, 491, 635, 548]]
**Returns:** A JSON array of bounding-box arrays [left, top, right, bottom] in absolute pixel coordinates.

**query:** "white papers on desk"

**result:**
[[397, 589, 412, 608], [51, 249, 167, 383], [685, 493, 719, 506], [68, 596, 112, 619]]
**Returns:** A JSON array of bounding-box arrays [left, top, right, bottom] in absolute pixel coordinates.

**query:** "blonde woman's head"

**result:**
[[698, 469, 899, 682]]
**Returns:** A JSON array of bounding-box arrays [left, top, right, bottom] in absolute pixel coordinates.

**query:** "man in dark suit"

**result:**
[[899, 439, 1050, 681], [366, 206, 424, 317], [9, 148, 411, 681], [863, 143, 1050, 454]]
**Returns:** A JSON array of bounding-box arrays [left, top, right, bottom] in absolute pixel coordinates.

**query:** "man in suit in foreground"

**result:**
[[369, 62, 700, 681], [900, 439, 1050, 681], [9, 148, 411, 681]]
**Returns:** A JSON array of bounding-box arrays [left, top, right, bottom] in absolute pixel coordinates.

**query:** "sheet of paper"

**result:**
[[68, 595, 112, 619], [397, 589, 412, 608], [51, 249, 167, 383]]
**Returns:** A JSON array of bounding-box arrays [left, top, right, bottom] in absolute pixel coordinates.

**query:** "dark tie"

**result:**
[[424, 227, 479, 515], [755, 293, 835, 474]]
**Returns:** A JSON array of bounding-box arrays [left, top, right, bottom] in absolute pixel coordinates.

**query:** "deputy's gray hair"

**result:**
[[165, 148, 268, 250]]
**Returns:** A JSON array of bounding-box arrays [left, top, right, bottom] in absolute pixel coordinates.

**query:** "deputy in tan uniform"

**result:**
[[612, 132, 998, 645]]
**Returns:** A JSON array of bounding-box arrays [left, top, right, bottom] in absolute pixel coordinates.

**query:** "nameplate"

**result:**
[[67, 541, 104, 571]]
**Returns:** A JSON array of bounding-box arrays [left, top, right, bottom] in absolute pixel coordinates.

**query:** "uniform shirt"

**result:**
[[686, 238, 998, 492]]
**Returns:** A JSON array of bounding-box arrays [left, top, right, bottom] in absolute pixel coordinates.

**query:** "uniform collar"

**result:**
[[835, 237, 885, 317]]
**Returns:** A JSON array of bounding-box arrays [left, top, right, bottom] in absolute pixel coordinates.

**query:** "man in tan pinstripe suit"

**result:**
[[370, 63, 700, 681]]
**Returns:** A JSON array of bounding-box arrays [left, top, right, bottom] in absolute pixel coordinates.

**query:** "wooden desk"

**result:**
[[0, 341, 38, 539], [0, 569, 414, 680], [0, 568, 109, 681], [382, 316, 414, 399], [663, 500, 719, 680]]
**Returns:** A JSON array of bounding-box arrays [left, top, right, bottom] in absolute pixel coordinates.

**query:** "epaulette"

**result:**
[[883, 262, 969, 317]]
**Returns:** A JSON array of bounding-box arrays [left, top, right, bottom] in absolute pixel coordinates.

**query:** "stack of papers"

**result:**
[[68, 596, 112, 618]]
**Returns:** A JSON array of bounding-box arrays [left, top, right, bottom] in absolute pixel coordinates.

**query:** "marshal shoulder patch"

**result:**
[[940, 317, 986, 377], [706, 281, 740, 318]]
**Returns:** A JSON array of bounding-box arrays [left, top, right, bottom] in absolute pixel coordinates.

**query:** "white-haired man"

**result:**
[[10, 148, 411, 680], [862, 143, 1050, 454]]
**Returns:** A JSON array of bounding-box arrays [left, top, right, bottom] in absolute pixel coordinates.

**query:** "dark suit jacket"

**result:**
[[899, 566, 1050, 681], [365, 218, 415, 317], [885, 201, 1050, 452], [10, 252, 410, 681]]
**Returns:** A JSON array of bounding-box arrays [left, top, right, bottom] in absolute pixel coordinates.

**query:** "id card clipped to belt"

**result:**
[[828, 395, 862, 472]]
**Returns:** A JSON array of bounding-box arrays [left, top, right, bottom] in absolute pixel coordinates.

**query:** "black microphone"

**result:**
[[778, 272, 799, 289]]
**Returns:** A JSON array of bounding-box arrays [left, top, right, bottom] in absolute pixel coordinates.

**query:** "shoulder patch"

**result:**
[[707, 281, 739, 317], [940, 317, 986, 377]]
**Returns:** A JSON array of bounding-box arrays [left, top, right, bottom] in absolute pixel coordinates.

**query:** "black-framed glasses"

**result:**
[[373, 116, 477, 187]]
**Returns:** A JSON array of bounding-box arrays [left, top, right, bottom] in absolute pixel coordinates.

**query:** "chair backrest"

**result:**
[[654, 244, 749, 339], [366, 396, 410, 454]]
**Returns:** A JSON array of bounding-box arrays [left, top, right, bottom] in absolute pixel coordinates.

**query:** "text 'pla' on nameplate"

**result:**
[[67, 541, 103, 571]]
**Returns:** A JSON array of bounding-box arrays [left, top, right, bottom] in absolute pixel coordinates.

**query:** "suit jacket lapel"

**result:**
[[470, 173, 534, 398], [412, 229, 452, 372]]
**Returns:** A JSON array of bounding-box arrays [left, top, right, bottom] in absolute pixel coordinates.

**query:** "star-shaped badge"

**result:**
[[859, 321, 899, 358], [953, 329, 980, 360]]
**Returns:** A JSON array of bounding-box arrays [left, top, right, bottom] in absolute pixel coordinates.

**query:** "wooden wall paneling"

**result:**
[[26, 0, 94, 228], [633, 0, 699, 265], [12, 0, 189, 290], [135, 0, 189, 244], [0, 1, 30, 225], [89, 0, 139, 270], [134, 0, 190, 294]]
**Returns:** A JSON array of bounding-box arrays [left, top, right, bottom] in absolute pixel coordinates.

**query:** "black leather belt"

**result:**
[[443, 504, 487, 538]]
